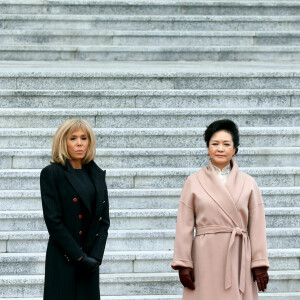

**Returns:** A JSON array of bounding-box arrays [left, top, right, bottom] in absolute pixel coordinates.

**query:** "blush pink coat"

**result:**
[[171, 160, 269, 300]]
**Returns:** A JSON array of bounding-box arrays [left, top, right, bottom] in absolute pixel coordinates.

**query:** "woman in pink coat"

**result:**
[[171, 119, 269, 300]]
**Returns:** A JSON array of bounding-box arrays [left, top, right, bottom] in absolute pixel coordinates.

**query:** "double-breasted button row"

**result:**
[[72, 198, 83, 236]]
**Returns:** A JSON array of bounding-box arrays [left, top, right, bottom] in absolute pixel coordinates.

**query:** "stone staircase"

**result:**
[[1, 1, 300, 61], [0, 1, 299, 299]]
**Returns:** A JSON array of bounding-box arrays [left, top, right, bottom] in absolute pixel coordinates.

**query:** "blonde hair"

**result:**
[[51, 119, 96, 166]]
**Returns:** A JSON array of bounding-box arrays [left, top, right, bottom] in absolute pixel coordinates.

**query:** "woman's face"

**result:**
[[207, 130, 236, 169], [66, 128, 89, 162]]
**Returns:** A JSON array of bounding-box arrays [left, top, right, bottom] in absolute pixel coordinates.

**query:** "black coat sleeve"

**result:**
[[40, 165, 84, 262], [89, 180, 110, 264]]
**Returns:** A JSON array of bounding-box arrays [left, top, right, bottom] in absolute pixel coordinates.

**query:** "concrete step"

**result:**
[[105, 294, 300, 300], [1, 228, 299, 253], [0, 208, 299, 231], [1, 61, 300, 91], [1, 147, 299, 169], [1, 31, 300, 47], [0, 248, 299, 275], [0, 108, 299, 128], [0, 271, 298, 296], [1, 45, 300, 61], [1, 15, 300, 31], [0, 89, 299, 109], [0, 127, 299, 148], [2, 295, 300, 300], [0, 230, 175, 253], [0, 61, 300, 90], [1, 0, 300, 16], [0, 167, 298, 189], [0, 187, 298, 211], [1, 295, 300, 300]]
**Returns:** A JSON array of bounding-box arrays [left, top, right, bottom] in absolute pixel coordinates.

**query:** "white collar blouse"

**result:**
[[212, 162, 231, 185]]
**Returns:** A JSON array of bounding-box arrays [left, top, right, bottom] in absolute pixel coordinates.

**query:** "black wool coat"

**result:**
[[40, 159, 110, 300]]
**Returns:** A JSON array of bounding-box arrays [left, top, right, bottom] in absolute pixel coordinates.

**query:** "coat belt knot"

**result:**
[[235, 227, 243, 235], [196, 225, 248, 294]]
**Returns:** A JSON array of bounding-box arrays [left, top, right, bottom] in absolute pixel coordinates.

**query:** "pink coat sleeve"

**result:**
[[248, 178, 270, 270], [171, 176, 195, 270]]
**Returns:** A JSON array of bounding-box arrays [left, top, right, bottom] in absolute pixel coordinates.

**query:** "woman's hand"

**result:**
[[78, 253, 100, 273], [252, 267, 269, 291], [179, 267, 195, 290]]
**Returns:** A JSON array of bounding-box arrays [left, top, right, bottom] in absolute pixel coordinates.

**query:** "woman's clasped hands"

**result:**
[[78, 253, 100, 273]]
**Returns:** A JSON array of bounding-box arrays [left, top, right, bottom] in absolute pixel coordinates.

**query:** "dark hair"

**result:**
[[204, 119, 240, 154]]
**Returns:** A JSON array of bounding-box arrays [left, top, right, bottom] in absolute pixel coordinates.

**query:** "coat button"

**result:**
[[79, 231, 83, 235], [73, 198, 78, 203], [78, 215, 83, 220], [64, 254, 70, 261], [96, 233, 99, 237], [99, 217, 102, 221]]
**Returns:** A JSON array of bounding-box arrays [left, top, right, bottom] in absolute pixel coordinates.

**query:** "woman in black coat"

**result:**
[[40, 119, 110, 300]]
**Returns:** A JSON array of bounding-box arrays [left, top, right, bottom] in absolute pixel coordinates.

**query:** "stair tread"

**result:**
[[0, 186, 299, 195], [1, 294, 300, 300], [0, 248, 299, 260], [1, 0, 300, 6], [0, 60, 299, 75], [1, 89, 300, 95], [0, 227, 299, 237], [0, 107, 299, 113], [0, 147, 299, 155], [0, 206, 299, 215], [1, 166, 299, 175], [0, 269, 299, 281], [2, 45, 300, 50], [2, 14, 300, 20], [1, 30, 300, 36]]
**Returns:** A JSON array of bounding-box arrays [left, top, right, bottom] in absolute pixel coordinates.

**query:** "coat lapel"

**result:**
[[64, 159, 105, 215], [85, 160, 106, 217], [225, 160, 247, 207], [196, 160, 242, 227]]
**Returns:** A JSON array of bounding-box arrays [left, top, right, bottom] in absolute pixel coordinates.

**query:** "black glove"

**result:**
[[78, 253, 100, 273], [179, 267, 195, 290], [252, 267, 269, 292]]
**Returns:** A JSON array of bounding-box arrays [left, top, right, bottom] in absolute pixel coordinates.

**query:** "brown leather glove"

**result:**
[[178, 267, 195, 290], [252, 267, 269, 292]]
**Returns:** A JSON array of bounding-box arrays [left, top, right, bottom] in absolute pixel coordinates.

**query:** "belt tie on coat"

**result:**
[[196, 225, 248, 294]]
